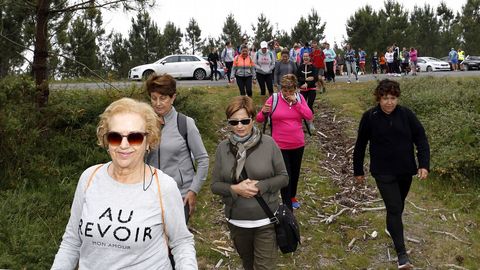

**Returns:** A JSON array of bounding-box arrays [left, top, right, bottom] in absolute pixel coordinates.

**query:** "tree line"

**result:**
[[0, 0, 479, 107]]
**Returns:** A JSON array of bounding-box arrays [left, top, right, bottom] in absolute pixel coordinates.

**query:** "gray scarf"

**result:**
[[228, 126, 262, 181]]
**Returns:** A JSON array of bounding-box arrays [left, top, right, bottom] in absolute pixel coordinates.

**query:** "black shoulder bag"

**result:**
[[255, 195, 301, 254]]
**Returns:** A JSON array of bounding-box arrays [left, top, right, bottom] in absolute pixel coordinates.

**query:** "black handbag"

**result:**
[[255, 196, 301, 253]]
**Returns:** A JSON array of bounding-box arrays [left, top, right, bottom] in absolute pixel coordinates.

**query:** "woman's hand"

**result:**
[[306, 76, 314, 81], [301, 83, 308, 89], [417, 168, 428, 180], [231, 179, 259, 198], [262, 103, 271, 114], [183, 191, 197, 216]]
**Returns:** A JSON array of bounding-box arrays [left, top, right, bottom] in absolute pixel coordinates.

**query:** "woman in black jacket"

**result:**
[[296, 52, 318, 131], [353, 79, 430, 270], [208, 47, 219, 80]]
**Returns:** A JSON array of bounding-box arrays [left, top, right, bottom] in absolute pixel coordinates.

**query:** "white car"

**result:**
[[128, 55, 211, 80], [416, 57, 451, 72]]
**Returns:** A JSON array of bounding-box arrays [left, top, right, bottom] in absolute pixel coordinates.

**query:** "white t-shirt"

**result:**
[[51, 163, 197, 270]]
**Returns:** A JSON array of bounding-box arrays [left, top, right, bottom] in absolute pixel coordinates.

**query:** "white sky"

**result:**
[[103, 0, 464, 45]]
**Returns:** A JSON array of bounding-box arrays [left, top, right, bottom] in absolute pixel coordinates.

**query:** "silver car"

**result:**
[[416, 57, 451, 72], [128, 55, 211, 80]]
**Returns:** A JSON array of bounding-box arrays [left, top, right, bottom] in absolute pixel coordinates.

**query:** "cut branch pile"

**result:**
[[312, 103, 380, 223]]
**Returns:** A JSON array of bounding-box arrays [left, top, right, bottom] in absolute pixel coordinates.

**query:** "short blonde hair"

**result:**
[[96, 97, 161, 148], [280, 74, 298, 90]]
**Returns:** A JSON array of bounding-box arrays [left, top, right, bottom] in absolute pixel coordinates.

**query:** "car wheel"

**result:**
[[194, 69, 206, 80], [426, 66, 433, 72], [142, 70, 154, 80], [464, 64, 470, 71]]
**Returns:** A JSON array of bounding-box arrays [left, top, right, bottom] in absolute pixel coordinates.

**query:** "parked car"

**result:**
[[439, 56, 454, 71], [202, 57, 226, 79], [462, 55, 480, 70], [416, 57, 451, 72], [128, 55, 211, 80]]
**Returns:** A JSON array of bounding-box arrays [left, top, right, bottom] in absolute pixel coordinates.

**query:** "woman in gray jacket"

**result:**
[[211, 96, 288, 270], [146, 74, 209, 223]]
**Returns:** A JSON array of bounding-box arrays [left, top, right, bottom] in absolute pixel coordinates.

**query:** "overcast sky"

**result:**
[[103, 0, 464, 45]]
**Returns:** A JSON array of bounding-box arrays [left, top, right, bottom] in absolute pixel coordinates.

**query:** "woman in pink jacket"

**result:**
[[256, 74, 313, 209]]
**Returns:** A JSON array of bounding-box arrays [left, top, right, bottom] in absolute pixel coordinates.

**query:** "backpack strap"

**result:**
[[84, 164, 104, 192], [154, 169, 169, 247], [177, 112, 196, 171]]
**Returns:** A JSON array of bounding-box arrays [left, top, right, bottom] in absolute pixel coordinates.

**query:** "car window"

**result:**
[[180, 56, 199, 62], [418, 59, 426, 63], [163, 56, 179, 63], [470, 56, 480, 60]]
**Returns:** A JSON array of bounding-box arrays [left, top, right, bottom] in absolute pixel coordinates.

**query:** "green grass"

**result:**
[[1, 77, 479, 269]]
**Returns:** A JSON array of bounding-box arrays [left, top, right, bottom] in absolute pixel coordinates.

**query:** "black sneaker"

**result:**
[[397, 253, 413, 269]]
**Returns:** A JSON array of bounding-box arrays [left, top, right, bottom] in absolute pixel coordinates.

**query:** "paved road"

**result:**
[[51, 70, 480, 90]]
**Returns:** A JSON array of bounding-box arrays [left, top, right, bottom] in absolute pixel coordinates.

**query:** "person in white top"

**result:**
[[51, 98, 197, 270]]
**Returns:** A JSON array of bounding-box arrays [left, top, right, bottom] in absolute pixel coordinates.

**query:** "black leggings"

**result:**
[[225, 61, 233, 82], [325, 61, 335, 81], [374, 174, 413, 255], [300, 90, 316, 114], [280, 147, 305, 210], [235, 76, 253, 97], [256, 72, 274, 95]]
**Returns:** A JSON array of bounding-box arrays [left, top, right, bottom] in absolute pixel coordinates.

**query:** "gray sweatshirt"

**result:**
[[254, 50, 275, 75], [274, 60, 298, 87], [51, 163, 197, 269], [147, 107, 209, 197], [211, 135, 288, 220]]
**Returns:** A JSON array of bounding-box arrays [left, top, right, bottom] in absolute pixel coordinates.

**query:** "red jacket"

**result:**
[[311, 49, 326, 69]]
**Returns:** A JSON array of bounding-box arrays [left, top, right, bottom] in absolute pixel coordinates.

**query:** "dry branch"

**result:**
[[406, 200, 427, 211], [442, 264, 469, 270], [430, 230, 472, 245], [360, 206, 386, 212]]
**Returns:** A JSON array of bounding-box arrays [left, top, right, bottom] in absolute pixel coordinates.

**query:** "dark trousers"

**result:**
[[300, 90, 316, 114], [394, 59, 401, 73], [325, 61, 335, 81], [210, 64, 218, 80], [256, 72, 274, 95], [374, 174, 413, 255], [236, 75, 253, 97], [228, 223, 277, 270], [280, 147, 305, 210], [225, 61, 233, 82], [387, 62, 395, 73]]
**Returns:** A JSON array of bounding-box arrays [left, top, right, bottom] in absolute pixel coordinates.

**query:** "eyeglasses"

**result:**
[[106, 132, 147, 146], [227, 118, 252, 126]]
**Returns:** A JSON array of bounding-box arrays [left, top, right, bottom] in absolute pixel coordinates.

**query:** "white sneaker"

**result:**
[[347, 80, 351, 84]]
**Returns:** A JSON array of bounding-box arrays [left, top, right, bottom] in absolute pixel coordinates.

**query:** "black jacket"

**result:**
[[353, 104, 430, 176], [208, 52, 219, 66], [296, 63, 318, 89]]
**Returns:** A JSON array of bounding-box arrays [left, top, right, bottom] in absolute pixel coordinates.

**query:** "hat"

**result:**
[[260, 41, 268, 49]]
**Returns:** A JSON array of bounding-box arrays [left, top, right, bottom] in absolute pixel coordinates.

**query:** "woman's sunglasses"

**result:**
[[228, 118, 252, 126], [106, 132, 147, 146]]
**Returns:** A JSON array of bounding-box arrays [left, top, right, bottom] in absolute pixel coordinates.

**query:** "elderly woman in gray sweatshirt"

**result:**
[[146, 74, 209, 223], [211, 96, 288, 270]]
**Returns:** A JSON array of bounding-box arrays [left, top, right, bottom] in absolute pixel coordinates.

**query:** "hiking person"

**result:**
[[353, 79, 430, 270], [232, 45, 257, 97], [221, 41, 235, 83], [448, 48, 458, 71], [208, 47, 219, 81], [358, 48, 367, 75], [409, 47, 418, 76], [344, 43, 358, 83], [51, 98, 197, 269], [146, 74, 209, 224], [297, 52, 318, 131], [256, 74, 313, 210], [254, 41, 275, 96], [323, 42, 336, 82], [310, 40, 327, 93], [274, 48, 297, 91], [211, 96, 288, 270]]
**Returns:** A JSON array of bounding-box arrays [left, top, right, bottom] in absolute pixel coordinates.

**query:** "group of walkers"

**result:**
[[51, 59, 430, 268]]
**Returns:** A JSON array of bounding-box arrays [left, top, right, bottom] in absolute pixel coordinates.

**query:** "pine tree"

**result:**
[[252, 13, 273, 47], [163, 21, 183, 55], [128, 11, 163, 66], [460, 0, 480, 54], [185, 18, 203, 55], [220, 14, 242, 48]]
